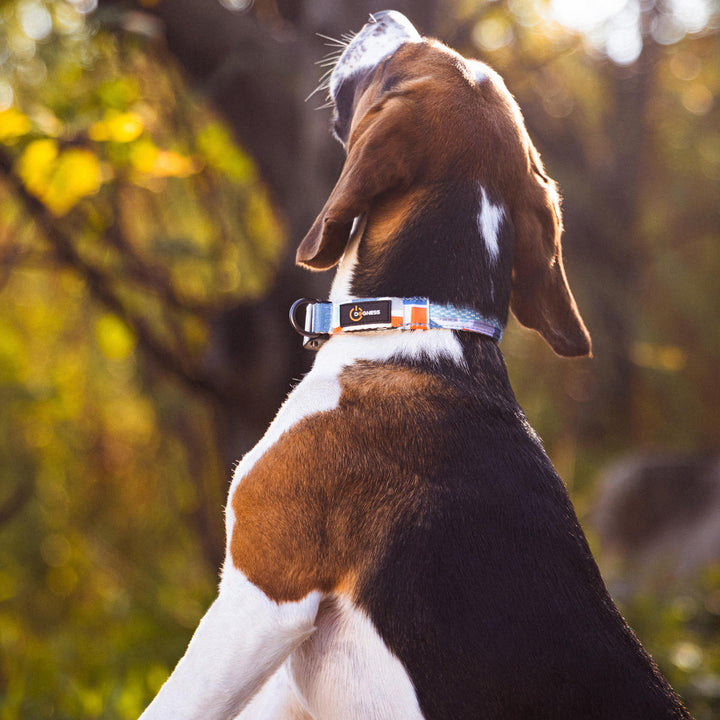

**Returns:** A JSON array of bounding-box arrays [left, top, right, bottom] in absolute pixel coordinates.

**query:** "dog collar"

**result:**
[[290, 297, 504, 350]]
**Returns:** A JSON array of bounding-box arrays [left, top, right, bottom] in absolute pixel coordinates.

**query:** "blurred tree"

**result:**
[[0, 3, 287, 715], [0, 0, 718, 717]]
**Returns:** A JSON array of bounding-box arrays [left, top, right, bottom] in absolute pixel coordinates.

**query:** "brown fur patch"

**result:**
[[230, 363, 456, 602]]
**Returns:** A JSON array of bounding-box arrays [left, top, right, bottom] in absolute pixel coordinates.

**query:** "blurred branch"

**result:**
[[0, 478, 34, 527], [0, 243, 25, 293], [102, 192, 211, 318], [0, 148, 238, 402]]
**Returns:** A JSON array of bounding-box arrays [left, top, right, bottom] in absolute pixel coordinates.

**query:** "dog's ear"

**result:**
[[509, 153, 592, 357], [297, 99, 419, 270]]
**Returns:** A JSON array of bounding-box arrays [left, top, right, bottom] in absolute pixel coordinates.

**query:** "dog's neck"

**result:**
[[330, 181, 514, 329], [323, 189, 517, 376]]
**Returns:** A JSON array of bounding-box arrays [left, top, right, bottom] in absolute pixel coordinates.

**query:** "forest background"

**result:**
[[0, 0, 719, 718]]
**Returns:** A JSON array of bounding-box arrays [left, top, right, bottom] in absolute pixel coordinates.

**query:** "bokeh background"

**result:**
[[0, 0, 718, 717]]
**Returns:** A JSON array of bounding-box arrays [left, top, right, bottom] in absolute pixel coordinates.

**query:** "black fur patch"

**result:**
[[354, 342, 690, 720], [350, 182, 514, 325]]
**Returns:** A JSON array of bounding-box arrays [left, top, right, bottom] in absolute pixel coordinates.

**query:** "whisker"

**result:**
[[316, 68, 334, 83], [316, 50, 344, 63], [305, 85, 325, 102], [317, 58, 342, 68], [305, 69, 334, 102], [307, 30, 354, 104], [316, 33, 348, 48], [307, 86, 327, 102]]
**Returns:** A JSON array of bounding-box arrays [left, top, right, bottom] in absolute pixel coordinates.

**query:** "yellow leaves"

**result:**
[[17, 139, 102, 216], [128, 139, 199, 179], [90, 111, 199, 183], [89, 110, 145, 143], [16, 137, 56, 185], [95, 314, 136, 361], [151, 149, 199, 177], [7, 110, 250, 217], [0, 108, 31, 141], [631, 342, 688, 372]]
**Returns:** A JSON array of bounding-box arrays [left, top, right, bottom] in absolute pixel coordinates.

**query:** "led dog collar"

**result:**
[[290, 297, 504, 350]]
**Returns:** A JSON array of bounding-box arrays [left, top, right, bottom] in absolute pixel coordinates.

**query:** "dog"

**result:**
[[140, 11, 692, 720]]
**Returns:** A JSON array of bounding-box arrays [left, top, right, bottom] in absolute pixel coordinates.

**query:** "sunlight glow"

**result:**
[[671, 0, 712, 32], [18, 0, 52, 41], [549, 0, 629, 32], [548, 0, 714, 66]]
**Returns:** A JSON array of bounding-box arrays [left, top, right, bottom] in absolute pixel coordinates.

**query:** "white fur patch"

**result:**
[[237, 596, 426, 719], [141, 569, 321, 720], [477, 185, 505, 264], [327, 214, 466, 369], [319, 328, 464, 368], [234, 662, 310, 719], [328, 214, 365, 303], [329, 11, 422, 99], [467, 58, 491, 85], [289, 595, 424, 719]]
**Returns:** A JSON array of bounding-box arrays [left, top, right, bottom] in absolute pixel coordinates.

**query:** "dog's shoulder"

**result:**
[[229, 344, 559, 604]]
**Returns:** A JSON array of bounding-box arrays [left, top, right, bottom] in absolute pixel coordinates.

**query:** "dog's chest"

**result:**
[[224, 331, 464, 554], [287, 595, 424, 720]]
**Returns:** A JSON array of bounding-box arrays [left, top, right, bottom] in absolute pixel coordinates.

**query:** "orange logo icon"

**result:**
[[349, 305, 363, 322]]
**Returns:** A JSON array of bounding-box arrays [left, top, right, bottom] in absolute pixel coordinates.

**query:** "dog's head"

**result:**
[[298, 11, 591, 357]]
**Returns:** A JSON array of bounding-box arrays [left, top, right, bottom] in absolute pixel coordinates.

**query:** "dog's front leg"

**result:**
[[139, 569, 321, 720]]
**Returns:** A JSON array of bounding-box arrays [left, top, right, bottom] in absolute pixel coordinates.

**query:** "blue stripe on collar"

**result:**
[[290, 297, 504, 350]]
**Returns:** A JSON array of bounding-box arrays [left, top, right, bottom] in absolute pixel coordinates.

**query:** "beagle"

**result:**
[[140, 11, 692, 720]]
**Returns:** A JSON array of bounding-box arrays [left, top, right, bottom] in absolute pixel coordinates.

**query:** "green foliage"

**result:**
[[0, 267, 221, 718], [620, 570, 720, 720], [0, 2, 282, 717]]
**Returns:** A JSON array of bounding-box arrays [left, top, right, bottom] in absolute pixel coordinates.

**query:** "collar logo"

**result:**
[[349, 304, 383, 322]]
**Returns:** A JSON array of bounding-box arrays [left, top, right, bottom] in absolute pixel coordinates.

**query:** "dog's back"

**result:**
[[232, 338, 687, 719]]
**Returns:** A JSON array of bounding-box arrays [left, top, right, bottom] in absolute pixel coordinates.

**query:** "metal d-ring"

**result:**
[[289, 298, 322, 338], [289, 298, 329, 351]]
